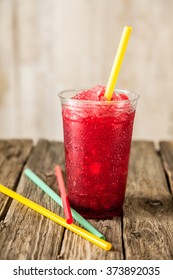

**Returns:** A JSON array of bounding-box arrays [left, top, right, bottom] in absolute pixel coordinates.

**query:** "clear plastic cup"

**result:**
[[59, 88, 139, 219]]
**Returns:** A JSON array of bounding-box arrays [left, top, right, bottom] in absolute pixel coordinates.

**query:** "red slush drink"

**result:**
[[59, 85, 139, 219]]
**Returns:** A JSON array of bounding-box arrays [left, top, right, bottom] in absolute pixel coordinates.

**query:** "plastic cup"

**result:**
[[59, 88, 139, 219]]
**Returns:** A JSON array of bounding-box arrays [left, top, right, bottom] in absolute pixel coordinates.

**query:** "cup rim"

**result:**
[[58, 88, 140, 105]]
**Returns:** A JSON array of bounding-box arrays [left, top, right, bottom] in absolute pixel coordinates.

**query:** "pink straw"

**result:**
[[55, 165, 73, 224]]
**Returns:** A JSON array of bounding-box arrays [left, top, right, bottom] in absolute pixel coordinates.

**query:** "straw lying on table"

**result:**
[[24, 168, 105, 240], [55, 165, 73, 224], [0, 184, 111, 251]]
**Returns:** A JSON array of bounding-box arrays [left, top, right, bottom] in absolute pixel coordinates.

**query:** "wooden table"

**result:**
[[0, 139, 173, 260]]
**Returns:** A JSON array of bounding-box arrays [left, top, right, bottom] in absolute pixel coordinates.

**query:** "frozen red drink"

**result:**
[[59, 85, 139, 219]]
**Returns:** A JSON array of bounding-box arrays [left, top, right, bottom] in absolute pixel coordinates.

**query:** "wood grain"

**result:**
[[160, 141, 173, 195], [1, 140, 173, 260], [0, 139, 123, 260], [59, 217, 123, 260], [123, 141, 173, 259], [0, 139, 33, 219], [0, 140, 65, 259]]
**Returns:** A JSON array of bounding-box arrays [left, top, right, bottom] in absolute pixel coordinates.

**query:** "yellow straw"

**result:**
[[0, 184, 112, 251], [104, 26, 132, 101]]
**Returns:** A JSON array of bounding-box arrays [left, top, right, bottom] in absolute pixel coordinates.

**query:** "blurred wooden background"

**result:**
[[0, 0, 173, 143]]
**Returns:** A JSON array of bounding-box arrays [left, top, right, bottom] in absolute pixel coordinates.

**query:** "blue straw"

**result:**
[[24, 168, 105, 240]]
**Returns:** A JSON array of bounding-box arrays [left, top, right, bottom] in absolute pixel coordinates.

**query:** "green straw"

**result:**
[[24, 168, 105, 240]]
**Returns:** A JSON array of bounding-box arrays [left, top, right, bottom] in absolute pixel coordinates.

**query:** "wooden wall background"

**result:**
[[0, 0, 173, 143]]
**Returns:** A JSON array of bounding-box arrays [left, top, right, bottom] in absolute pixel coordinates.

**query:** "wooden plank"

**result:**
[[59, 217, 123, 260], [0, 139, 33, 219], [0, 139, 123, 259], [160, 141, 173, 195], [0, 140, 66, 259], [123, 141, 173, 260]]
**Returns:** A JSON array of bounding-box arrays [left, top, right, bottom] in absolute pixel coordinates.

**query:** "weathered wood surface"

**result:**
[[0, 140, 33, 219], [0, 140, 122, 260], [123, 141, 173, 259], [0, 140, 173, 260], [0, 140, 65, 259], [160, 141, 173, 195], [59, 217, 123, 260]]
